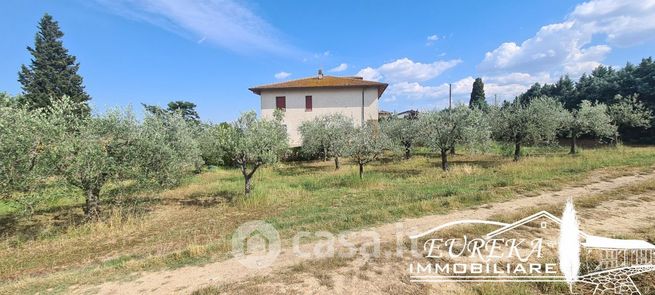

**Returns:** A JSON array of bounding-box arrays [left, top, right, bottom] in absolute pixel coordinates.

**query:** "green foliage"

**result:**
[[380, 117, 421, 159], [299, 114, 354, 168], [222, 111, 288, 194], [420, 105, 491, 170], [492, 96, 567, 160], [608, 94, 653, 130], [1, 97, 201, 218], [347, 122, 390, 178], [563, 100, 616, 154], [469, 77, 488, 110], [18, 14, 90, 117], [0, 92, 17, 108], [135, 111, 203, 187], [197, 122, 233, 166], [144, 101, 200, 123], [518, 83, 543, 105], [167, 101, 200, 123], [0, 101, 62, 213]]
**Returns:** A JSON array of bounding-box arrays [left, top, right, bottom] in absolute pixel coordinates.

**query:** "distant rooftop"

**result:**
[[249, 70, 388, 98]]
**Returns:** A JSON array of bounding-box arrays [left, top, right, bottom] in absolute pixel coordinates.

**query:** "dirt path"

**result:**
[[73, 171, 655, 295]]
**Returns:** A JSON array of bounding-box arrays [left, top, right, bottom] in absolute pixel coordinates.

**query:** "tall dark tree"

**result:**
[[634, 57, 655, 110], [553, 75, 576, 109], [167, 101, 200, 123], [143, 100, 200, 123], [469, 77, 488, 110], [18, 14, 91, 117], [518, 83, 543, 105], [575, 65, 619, 106]]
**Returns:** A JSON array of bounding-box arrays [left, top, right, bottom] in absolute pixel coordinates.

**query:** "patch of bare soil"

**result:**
[[74, 171, 655, 295]]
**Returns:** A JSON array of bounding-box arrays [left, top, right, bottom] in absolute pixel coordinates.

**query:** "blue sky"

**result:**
[[1, 0, 654, 122]]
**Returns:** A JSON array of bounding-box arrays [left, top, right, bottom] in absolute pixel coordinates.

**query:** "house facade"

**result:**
[[249, 70, 388, 146]]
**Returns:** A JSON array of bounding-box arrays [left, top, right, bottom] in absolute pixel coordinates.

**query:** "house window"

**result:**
[[275, 96, 286, 110], [305, 96, 312, 112]]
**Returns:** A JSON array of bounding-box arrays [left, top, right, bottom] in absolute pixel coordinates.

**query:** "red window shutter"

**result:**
[[276, 96, 286, 110], [305, 96, 312, 111]]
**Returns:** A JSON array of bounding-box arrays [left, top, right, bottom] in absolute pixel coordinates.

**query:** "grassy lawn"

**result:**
[[2, 146, 655, 293]]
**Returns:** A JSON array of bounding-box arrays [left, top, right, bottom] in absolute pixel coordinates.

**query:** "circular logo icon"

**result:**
[[231, 220, 281, 269]]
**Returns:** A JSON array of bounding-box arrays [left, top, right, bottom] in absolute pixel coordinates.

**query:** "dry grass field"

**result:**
[[2, 146, 655, 294]]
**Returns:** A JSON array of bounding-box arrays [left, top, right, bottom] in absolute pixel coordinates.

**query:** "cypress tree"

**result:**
[[469, 77, 488, 110], [18, 13, 91, 117]]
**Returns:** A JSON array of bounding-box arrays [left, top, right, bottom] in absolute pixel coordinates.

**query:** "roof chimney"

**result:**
[[318, 69, 324, 79]]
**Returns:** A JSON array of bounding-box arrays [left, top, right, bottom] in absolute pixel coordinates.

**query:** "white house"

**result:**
[[249, 70, 388, 146]]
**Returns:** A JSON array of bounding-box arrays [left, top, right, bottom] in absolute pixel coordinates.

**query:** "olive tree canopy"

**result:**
[[347, 123, 390, 179], [380, 117, 421, 159], [563, 100, 616, 154], [420, 105, 490, 171], [222, 111, 288, 195], [299, 114, 354, 169], [1, 97, 202, 218], [492, 96, 568, 161], [608, 94, 653, 143]]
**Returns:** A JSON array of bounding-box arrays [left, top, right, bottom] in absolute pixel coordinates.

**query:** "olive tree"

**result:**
[[419, 105, 490, 171], [54, 105, 200, 219], [608, 94, 653, 144], [347, 122, 390, 179], [492, 97, 567, 161], [563, 101, 616, 154], [54, 107, 138, 218], [299, 114, 354, 169], [223, 111, 288, 195], [0, 92, 17, 108], [0, 101, 62, 213], [135, 111, 203, 186], [380, 117, 420, 159], [197, 122, 233, 166]]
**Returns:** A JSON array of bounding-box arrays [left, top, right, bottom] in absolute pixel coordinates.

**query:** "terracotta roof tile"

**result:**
[[249, 75, 388, 98]]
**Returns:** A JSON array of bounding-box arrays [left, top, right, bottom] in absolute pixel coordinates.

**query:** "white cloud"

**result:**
[[95, 0, 298, 55], [357, 57, 461, 109], [426, 34, 440, 46], [478, 0, 655, 77], [384, 72, 550, 109], [356, 58, 461, 83], [356, 67, 383, 81], [274, 72, 291, 79], [329, 63, 348, 72]]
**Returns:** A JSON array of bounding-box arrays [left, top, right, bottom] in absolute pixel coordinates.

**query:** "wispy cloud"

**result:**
[[329, 63, 348, 72], [426, 34, 440, 46], [356, 58, 461, 83], [274, 71, 291, 79], [95, 0, 299, 56]]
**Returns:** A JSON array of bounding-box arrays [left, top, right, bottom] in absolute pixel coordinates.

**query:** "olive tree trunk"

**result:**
[[440, 149, 449, 171], [84, 186, 101, 219], [404, 142, 412, 159], [241, 163, 260, 195], [244, 175, 252, 194], [569, 131, 578, 154], [334, 156, 340, 170], [358, 163, 364, 179], [513, 142, 521, 161]]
